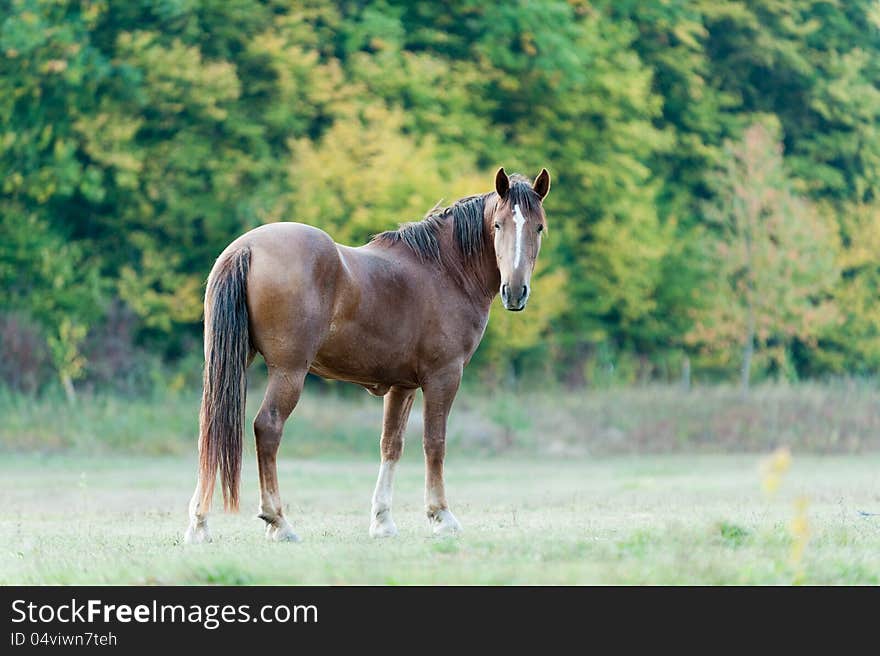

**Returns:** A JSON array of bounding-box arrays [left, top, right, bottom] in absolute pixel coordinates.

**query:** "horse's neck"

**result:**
[[476, 202, 502, 301], [446, 217, 500, 310], [473, 242, 501, 304]]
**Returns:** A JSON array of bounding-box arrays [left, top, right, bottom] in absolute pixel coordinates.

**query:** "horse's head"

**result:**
[[491, 167, 551, 311]]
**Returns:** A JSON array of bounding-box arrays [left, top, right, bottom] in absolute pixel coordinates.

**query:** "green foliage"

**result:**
[[1, 0, 879, 391], [717, 521, 751, 548]]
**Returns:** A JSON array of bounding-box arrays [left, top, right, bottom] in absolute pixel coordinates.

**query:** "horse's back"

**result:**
[[226, 221, 336, 260], [215, 221, 482, 386]]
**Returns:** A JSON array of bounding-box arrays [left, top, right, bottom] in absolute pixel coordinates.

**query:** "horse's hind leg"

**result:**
[[370, 386, 417, 538], [184, 351, 257, 545], [185, 477, 213, 544], [254, 367, 306, 542]]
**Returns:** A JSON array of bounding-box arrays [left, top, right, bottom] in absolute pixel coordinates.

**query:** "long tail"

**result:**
[[198, 246, 251, 512]]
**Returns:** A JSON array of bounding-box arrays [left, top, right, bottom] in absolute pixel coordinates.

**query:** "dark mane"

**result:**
[[371, 193, 489, 264], [370, 174, 541, 264]]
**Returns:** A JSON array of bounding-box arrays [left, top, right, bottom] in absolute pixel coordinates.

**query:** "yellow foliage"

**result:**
[[73, 112, 143, 174], [47, 319, 88, 399], [287, 103, 483, 244], [116, 32, 241, 119], [827, 202, 880, 369], [117, 233, 204, 331]]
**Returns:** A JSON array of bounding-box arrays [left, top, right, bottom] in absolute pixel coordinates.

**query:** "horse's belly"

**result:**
[[308, 338, 419, 391], [308, 360, 392, 396]]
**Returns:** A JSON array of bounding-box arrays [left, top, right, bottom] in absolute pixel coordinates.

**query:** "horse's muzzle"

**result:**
[[501, 283, 529, 311]]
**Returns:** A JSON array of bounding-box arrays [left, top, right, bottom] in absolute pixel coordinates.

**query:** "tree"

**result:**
[[689, 122, 838, 390], [3, 0, 880, 392], [819, 202, 880, 374]]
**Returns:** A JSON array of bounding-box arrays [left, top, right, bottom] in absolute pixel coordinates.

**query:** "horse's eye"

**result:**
[[536, 224, 544, 233], [494, 223, 501, 230]]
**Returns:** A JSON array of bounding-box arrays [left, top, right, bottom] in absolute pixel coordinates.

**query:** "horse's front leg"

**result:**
[[369, 386, 417, 538], [421, 366, 464, 536]]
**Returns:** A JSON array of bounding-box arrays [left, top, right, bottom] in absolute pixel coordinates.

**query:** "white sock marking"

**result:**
[[513, 203, 526, 269], [372, 460, 397, 515]]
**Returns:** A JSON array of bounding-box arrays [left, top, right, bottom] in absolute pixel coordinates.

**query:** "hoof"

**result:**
[[265, 521, 301, 543], [370, 511, 399, 538], [184, 522, 212, 545], [429, 509, 462, 537]]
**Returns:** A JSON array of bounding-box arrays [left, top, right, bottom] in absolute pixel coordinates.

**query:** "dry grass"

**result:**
[[472, 382, 880, 456], [1, 381, 878, 457]]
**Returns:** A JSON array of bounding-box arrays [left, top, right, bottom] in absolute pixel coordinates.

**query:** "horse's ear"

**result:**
[[495, 167, 509, 200], [533, 168, 551, 201]]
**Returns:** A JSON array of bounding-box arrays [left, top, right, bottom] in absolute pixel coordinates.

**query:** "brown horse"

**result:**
[[184, 167, 551, 543]]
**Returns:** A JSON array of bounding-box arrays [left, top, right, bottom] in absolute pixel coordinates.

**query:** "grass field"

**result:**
[[2, 452, 878, 584]]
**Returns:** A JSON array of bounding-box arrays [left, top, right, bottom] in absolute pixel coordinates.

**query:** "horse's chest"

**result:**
[[459, 313, 491, 362], [424, 307, 489, 361]]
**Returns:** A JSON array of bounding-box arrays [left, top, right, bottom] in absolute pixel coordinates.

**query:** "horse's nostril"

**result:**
[[522, 285, 528, 299], [501, 283, 509, 299]]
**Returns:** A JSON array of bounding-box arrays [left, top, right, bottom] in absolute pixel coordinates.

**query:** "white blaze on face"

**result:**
[[513, 203, 526, 269]]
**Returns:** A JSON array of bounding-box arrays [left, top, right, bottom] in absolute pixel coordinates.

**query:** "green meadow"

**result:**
[[2, 386, 878, 585]]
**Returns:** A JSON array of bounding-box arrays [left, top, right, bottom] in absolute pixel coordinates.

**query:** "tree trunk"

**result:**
[[740, 313, 755, 394], [681, 355, 691, 392], [61, 373, 77, 404], [637, 353, 652, 386], [563, 342, 591, 388]]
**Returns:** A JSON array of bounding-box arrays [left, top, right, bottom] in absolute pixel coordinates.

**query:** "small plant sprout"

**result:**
[[759, 446, 811, 584], [759, 446, 791, 496], [790, 496, 811, 584]]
